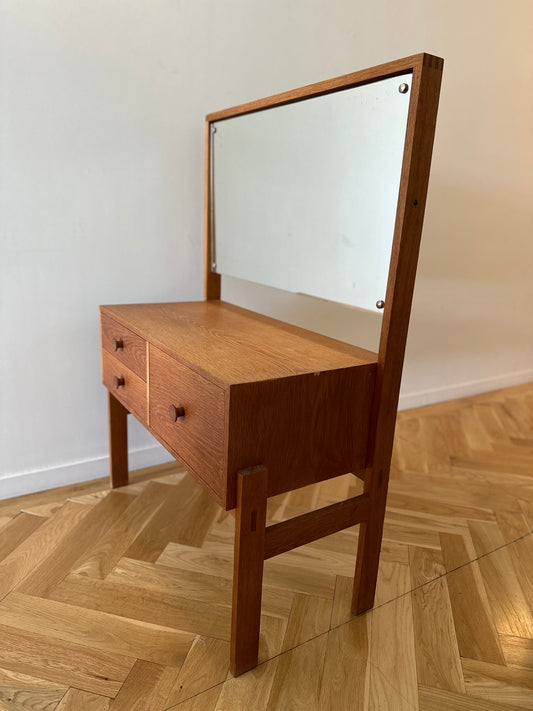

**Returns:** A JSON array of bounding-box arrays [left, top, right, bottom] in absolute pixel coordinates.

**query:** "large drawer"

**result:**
[[149, 345, 226, 499], [102, 350, 147, 424], [101, 312, 147, 380]]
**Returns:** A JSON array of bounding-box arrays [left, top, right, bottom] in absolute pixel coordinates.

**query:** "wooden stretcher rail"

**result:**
[[263, 493, 370, 560]]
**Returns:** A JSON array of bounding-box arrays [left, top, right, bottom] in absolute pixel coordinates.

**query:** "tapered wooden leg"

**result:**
[[108, 391, 129, 488], [230, 465, 268, 677]]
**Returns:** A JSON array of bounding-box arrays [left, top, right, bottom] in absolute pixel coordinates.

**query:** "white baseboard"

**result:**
[[399, 369, 533, 411], [0, 444, 173, 501]]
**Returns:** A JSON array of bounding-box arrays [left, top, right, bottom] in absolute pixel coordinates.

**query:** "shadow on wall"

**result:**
[[408, 178, 532, 367]]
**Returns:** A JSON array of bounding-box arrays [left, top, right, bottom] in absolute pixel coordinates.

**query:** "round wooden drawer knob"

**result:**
[[113, 375, 125, 389], [113, 338, 124, 351], [169, 404, 185, 422]]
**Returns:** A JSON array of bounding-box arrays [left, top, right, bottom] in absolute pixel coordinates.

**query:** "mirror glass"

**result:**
[[211, 73, 411, 312]]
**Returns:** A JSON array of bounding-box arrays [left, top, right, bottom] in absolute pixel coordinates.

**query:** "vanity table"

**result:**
[[100, 53, 443, 676]]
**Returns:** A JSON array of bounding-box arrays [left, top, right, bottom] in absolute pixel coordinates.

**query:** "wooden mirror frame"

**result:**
[[203, 53, 443, 612]]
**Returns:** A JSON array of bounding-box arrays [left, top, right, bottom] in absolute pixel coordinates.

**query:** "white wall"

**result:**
[[1, 1, 532, 498]]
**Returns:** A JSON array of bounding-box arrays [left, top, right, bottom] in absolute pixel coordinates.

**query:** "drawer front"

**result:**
[[101, 313, 147, 381], [102, 350, 147, 423], [149, 345, 226, 496]]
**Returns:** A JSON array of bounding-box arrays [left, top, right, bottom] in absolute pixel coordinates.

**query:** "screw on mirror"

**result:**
[[376, 300, 385, 310]]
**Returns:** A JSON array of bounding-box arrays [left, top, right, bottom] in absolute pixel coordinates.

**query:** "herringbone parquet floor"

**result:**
[[0, 383, 532, 710]]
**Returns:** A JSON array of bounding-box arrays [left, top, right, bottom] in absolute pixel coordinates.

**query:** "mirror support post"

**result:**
[[352, 54, 444, 614]]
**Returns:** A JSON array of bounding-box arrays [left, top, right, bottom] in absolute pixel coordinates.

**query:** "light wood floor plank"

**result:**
[[501, 634, 533, 671], [0, 624, 134, 697], [0, 593, 191, 668], [318, 614, 369, 711], [107, 557, 294, 619], [374, 560, 411, 606], [0, 383, 531, 709], [494, 506, 531, 543], [469, 521, 533, 638], [0, 501, 92, 600], [214, 659, 278, 711], [281, 593, 332, 651], [0, 515, 14, 530], [49, 574, 233, 642], [169, 685, 222, 711], [157, 542, 336, 599], [411, 577, 464, 692], [440, 532, 477, 571], [445, 561, 505, 665], [0, 666, 67, 710], [108, 660, 178, 711], [330, 575, 353, 628], [17, 492, 133, 597], [409, 546, 446, 589], [165, 637, 230, 707], [265, 635, 327, 711], [125, 476, 219, 562], [519, 499, 533, 529], [386, 492, 495, 523], [419, 684, 524, 710], [462, 657, 533, 708], [56, 688, 111, 710], [368, 584, 418, 710], [257, 615, 287, 664], [507, 534, 533, 609], [0, 512, 45, 564], [72, 482, 171, 579]]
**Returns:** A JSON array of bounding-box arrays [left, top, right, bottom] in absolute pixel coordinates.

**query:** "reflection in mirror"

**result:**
[[212, 73, 411, 313], [222, 275, 383, 353]]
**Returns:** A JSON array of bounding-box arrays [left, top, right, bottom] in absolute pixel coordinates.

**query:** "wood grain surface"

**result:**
[[102, 350, 147, 424], [230, 466, 268, 676], [100, 301, 377, 388], [206, 53, 436, 122], [352, 52, 444, 616], [100, 313, 147, 381], [149, 345, 226, 500], [225, 364, 375, 507], [1, 382, 531, 709]]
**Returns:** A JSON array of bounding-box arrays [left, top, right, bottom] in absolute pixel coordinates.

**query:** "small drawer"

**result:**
[[101, 313, 147, 381], [149, 345, 226, 498], [102, 350, 147, 423]]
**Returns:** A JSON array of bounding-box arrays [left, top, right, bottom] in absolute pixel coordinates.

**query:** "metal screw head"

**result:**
[[211, 261, 217, 271], [398, 83, 409, 94], [376, 300, 385, 310]]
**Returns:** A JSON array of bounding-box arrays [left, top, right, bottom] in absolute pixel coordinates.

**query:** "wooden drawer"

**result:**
[[102, 350, 147, 424], [149, 345, 226, 498], [101, 313, 147, 381]]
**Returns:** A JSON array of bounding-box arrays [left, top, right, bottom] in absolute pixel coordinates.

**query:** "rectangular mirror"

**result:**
[[210, 73, 411, 313]]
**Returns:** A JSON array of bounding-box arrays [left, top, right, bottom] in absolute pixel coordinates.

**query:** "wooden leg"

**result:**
[[351, 485, 387, 615], [108, 391, 129, 488], [230, 465, 268, 677]]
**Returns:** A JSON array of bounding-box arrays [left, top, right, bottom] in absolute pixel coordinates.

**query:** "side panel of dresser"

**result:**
[[225, 363, 377, 510]]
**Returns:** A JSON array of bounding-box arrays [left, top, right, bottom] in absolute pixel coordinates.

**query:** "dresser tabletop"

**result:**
[[100, 301, 377, 388]]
